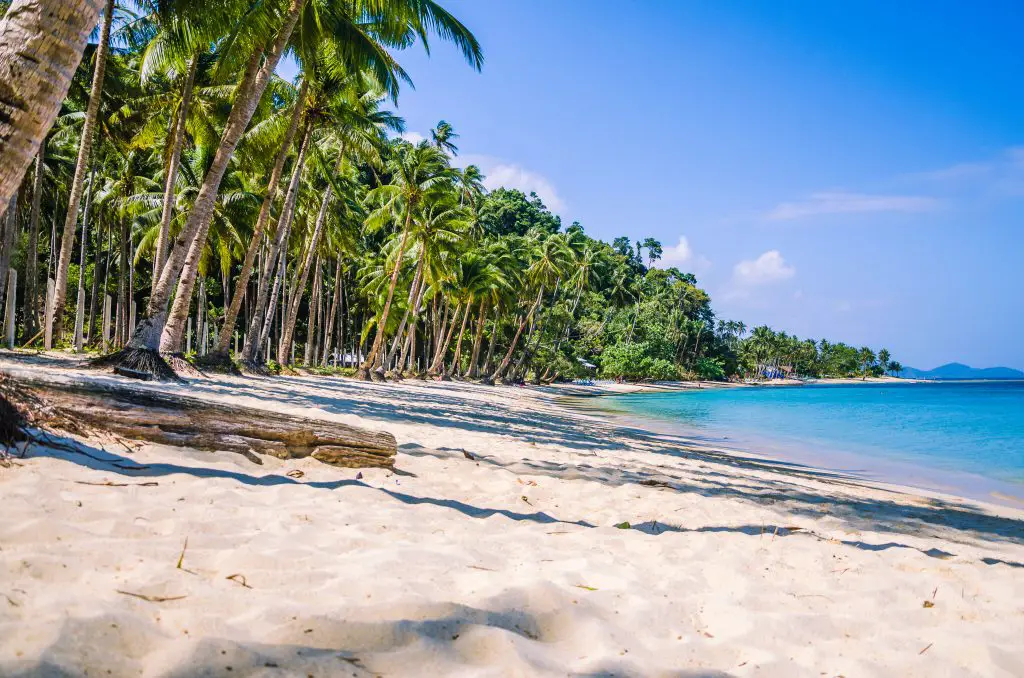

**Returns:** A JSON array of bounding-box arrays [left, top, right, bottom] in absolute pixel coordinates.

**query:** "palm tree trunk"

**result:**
[[396, 262, 429, 376], [0, 0, 101, 216], [214, 78, 308, 358], [257, 246, 286, 362], [24, 141, 44, 338], [358, 207, 414, 379], [510, 284, 548, 379], [383, 248, 425, 373], [303, 254, 322, 365], [445, 300, 472, 378], [152, 53, 199, 289], [0, 192, 18, 310], [428, 302, 463, 376], [73, 160, 97, 350], [490, 312, 531, 383], [481, 308, 500, 377], [49, 0, 114, 347], [240, 124, 310, 364], [278, 151, 343, 365], [467, 298, 487, 378], [322, 256, 343, 366], [86, 216, 103, 345], [129, 0, 303, 365]]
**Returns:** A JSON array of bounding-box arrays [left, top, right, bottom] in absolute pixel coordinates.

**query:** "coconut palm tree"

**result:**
[[0, 0, 103, 215], [49, 0, 115, 347], [357, 141, 455, 379]]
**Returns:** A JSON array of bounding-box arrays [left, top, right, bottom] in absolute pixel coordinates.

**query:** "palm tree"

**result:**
[[431, 119, 459, 156], [0, 0, 102, 215], [358, 142, 454, 379], [49, 0, 115, 347]]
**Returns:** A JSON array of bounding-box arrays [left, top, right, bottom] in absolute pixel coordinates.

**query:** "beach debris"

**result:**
[[919, 642, 934, 655], [517, 478, 538, 486], [922, 600, 935, 608], [574, 584, 598, 591], [614, 521, 631, 530], [356, 471, 363, 480], [74, 480, 158, 487], [3, 371, 398, 469], [462, 449, 477, 461], [521, 495, 532, 505], [468, 565, 497, 572], [176, 537, 189, 570], [286, 469, 304, 479], [226, 574, 252, 589], [117, 590, 187, 603]]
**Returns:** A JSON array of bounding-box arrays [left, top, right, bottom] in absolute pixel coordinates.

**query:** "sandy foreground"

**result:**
[[1, 356, 1022, 677]]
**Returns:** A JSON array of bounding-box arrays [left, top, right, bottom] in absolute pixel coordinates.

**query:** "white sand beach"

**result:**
[[1, 355, 1023, 677]]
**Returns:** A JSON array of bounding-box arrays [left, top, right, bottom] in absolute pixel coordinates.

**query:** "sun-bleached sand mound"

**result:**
[[1, 355, 1022, 677]]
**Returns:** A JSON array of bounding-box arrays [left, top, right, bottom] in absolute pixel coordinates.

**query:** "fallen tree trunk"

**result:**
[[2, 371, 396, 468]]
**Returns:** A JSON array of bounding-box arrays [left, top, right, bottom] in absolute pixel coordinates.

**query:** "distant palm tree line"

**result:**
[[0, 1, 898, 383]]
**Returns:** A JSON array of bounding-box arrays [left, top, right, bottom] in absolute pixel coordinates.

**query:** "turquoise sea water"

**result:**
[[602, 382, 1024, 499]]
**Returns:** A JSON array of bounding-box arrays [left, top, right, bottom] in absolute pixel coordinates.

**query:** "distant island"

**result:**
[[901, 363, 1024, 380]]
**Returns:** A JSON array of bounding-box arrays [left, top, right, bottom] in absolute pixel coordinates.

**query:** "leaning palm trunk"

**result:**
[[278, 151, 343, 365], [152, 54, 199, 289], [49, 0, 114, 347], [0, 0, 101, 216], [445, 301, 472, 379], [109, 0, 303, 377], [480, 312, 500, 378], [488, 313, 529, 384], [358, 208, 414, 379], [212, 79, 308, 359], [240, 125, 311, 364], [303, 255, 322, 365], [321, 257, 344, 366], [383, 249, 425, 374], [395, 266, 429, 376], [467, 298, 488, 378], [428, 302, 463, 376], [257, 247, 287, 361], [157, 14, 302, 356], [24, 143, 44, 338]]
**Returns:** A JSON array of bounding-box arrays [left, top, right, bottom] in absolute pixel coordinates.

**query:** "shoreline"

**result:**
[[556, 386, 1024, 511], [2, 352, 1023, 676]]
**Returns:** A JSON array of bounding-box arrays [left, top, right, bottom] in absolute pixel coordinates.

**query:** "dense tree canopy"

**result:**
[[0, 0, 899, 384]]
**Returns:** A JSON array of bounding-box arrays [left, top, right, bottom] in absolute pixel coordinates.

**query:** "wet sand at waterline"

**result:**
[[1, 354, 1022, 677]]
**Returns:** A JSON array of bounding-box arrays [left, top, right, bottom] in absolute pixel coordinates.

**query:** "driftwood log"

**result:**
[[3, 371, 396, 468]]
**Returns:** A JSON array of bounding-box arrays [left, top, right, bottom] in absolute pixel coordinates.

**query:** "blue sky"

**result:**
[[300, 0, 1024, 369]]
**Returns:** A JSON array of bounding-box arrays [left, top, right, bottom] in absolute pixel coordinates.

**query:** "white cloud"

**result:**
[[399, 131, 425, 144], [479, 162, 566, 213], [733, 250, 795, 286], [765, 191, 940, 221], [658, 236, 692, 266]]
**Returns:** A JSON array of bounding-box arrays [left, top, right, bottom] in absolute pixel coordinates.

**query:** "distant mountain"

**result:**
[[901, 362, 1024, 380]]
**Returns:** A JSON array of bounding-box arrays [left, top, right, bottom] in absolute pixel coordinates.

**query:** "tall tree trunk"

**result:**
[[258, 246, 286, 362], [49, 0, 114, 346], [240, 124, 310, 363], [131, 0, 303, 362], [0, 190, 18, 309], [467, 298, 488, 378], [303, 254, 322, 365], [358, 207, 414, 379], [87, 216, 103, 345], [322, 256, 343, 366], [395, 260, 429, 376], [445, 300, 472, 379], [24, 141, 44, 338], [277, 151, 342, 365], [489, 313, 529, 383], [213, 78, 308, 357], [0, 0, 101, 215], [152, 54, 199, 289], [383, 248, 425, 373], [73, 160, 97, 350], [481, 308, 500, 377], [428, 302, 463, 376]]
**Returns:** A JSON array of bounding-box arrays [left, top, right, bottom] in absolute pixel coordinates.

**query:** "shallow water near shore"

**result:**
[[598, 381, 1024, 505]]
